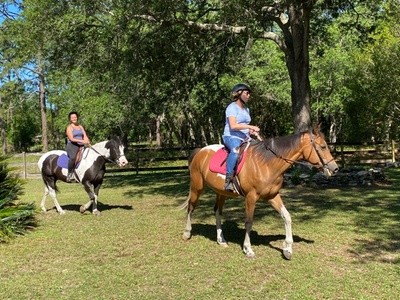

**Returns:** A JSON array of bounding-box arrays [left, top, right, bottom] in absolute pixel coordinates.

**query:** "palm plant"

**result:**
[[0, 155, 36, 242]]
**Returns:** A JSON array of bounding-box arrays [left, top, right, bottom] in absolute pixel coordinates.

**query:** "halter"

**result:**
[[265, 131, 332, 170]]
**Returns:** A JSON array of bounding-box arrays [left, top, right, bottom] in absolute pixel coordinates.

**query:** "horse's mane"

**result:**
[[251, 132, 303, 164]]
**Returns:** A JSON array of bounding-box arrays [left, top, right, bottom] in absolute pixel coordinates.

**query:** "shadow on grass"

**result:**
[[104, 171, 189, 200], [103, 169, 400, 264], [56, 202, 133, 213], [191, 220, 314, 257]]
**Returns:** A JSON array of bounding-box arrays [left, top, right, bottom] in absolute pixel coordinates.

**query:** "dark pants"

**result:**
[[66, 142, 80, 173]]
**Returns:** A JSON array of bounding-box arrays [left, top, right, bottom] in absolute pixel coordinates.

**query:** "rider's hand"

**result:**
[[249, 126, 260, 133]]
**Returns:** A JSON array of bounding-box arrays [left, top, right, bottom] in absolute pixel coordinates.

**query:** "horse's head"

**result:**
[[301, 126, 339, 177], [105, 136, 129, 167]]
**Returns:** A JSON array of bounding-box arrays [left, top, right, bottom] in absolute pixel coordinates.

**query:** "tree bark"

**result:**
[[38, 65, 48, 152], [285, 2, 313, 132]]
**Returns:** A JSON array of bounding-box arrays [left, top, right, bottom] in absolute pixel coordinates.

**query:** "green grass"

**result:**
[[0, 169, 399, 299]]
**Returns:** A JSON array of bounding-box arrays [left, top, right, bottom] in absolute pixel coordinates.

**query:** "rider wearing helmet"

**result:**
[[222, 83, 260, 192]]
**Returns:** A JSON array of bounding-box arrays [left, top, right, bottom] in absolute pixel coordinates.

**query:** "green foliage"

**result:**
[[1, 0, 399, 150], [1, 171, 400, 298], [0, 155, 37, 242]]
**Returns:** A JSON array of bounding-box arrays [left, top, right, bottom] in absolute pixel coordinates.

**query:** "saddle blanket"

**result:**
[[57, 153, 80, 169], [209, 147, 247, 175]]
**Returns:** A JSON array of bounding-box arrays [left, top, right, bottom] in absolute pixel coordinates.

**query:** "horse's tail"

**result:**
[[177, 148, 201, 211], [188, 148, 201, 167], [178, 197, 189, 210]]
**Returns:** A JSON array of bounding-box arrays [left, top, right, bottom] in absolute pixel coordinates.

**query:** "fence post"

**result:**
[[392, 140, 396, 163], [135, 148, 139, 175], [340, 143, 345, 168], [23, 152, 27, 179]]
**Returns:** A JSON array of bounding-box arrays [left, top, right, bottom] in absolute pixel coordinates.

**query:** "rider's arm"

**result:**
[[227, 116, 259, 133]]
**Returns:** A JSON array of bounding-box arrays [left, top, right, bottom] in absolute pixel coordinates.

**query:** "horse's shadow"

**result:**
[[191, 220, 314, 257], [57, 202, 133, 213]]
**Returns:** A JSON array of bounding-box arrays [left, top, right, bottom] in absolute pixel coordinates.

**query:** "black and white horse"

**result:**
[[38, 136, 128, 215]]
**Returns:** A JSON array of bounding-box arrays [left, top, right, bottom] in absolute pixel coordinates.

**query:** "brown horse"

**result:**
[[181, 127, 339, 259]]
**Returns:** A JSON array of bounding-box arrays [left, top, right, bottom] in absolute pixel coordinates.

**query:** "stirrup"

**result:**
[[224, 180, 235, 192], [66, 173, 74, 183]]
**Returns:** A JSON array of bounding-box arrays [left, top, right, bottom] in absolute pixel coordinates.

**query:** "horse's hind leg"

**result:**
[[41, 179, 65, 214], [182, 172, 204, 241], [215, 194, 228, 246], [48, 187, 65, 214], [40, 186, 49, 212]]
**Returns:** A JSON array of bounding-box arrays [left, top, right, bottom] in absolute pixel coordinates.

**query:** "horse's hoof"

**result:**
[[58, 210, 66, 215], [245, 252, 256, 259], [41, 207, 47, 213], [182, 232, 191, 241], [217, 239, 228, 247], [243, 248, 256, 258], [79, 206, 86, 214], [92, 210, 101, 216], [283, 249, 292, 260]]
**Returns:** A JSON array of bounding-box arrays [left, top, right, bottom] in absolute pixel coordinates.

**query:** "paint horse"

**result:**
[[181, 127, 339, 259], [38, 136, 128, 215]]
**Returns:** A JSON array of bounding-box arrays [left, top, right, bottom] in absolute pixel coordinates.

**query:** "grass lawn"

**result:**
[[0, 169, 399, 299]]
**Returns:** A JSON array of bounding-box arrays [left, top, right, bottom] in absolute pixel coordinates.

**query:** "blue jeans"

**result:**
[[222, 136, 243, 176]]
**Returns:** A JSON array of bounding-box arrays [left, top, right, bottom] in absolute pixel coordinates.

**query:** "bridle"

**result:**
[[308, 132, 336, 169], [84, 143, 124, 165], [264, 131, 333, 170]]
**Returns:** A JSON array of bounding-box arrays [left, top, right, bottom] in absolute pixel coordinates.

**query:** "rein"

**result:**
[[263, 131, 329, 169], [84, 144, 120, 165]]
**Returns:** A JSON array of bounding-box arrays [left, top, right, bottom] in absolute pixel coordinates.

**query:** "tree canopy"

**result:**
[[0, 0, 399, 152]]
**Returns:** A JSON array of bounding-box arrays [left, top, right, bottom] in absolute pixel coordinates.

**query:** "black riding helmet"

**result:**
[[231, 83, 252, 94]]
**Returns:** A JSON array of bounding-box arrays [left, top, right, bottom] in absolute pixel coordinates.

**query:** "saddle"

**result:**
[[57, 146, 85, 170], [209, 142, 250, 175]]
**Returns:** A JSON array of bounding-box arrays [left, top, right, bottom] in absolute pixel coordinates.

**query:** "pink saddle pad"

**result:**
[[209, 147, 247, 175]]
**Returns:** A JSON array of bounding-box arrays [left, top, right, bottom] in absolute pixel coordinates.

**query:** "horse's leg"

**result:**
[[40, 185, 49, 212], [243, 191, 259, 258], [80, 182, 99, 216], [269, 194, 293, 260], [90, 182, 102, 216], [182, 172, 204, 241], [214, 194, 228, 246], [42, 178, 65, 214]]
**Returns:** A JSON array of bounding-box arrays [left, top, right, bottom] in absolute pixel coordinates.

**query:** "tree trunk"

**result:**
[[0, 117, 6, 155], [285, 3, 312, 133], [38, 67, 48, 152]]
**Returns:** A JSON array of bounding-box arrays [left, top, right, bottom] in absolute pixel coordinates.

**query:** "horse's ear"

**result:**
[[313, 123, 322, 134]]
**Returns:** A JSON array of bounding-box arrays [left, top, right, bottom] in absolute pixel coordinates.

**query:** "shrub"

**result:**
[[0, 155, 37, 242]]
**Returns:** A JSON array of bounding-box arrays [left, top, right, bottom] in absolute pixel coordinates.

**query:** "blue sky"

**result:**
[[0, 2, 21, 24]]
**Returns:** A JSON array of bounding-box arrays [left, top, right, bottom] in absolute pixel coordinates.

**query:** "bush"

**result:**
[[0, 155, 37, 242]]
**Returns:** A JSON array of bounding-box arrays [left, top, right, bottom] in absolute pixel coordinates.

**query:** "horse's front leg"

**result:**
[[214, 194, 228, 246], [80, 182, 100, 216], [269, 194, 293, 260], [91, 182, 102, 215], [243, 192, 259, 258]]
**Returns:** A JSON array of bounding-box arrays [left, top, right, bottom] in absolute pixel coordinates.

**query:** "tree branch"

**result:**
[[134, 14, 287, 52]]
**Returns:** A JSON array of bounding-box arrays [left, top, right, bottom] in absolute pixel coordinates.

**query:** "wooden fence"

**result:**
[[8, 141, 399, 179]]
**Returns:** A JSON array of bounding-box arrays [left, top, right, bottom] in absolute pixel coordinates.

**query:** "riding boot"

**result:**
[[224, 174, 235, 192]]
